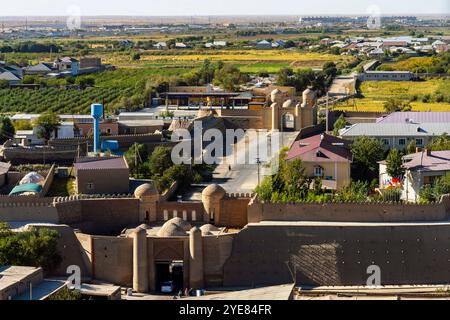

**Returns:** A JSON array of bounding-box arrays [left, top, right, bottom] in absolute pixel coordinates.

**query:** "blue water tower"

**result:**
[[91, 103, 103, 153]]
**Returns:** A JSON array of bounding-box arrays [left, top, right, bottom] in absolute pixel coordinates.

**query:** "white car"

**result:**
[[161, 281, 174, 293]]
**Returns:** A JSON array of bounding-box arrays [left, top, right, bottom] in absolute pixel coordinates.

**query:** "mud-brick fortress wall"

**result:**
[[223, 195, 450, 287], [223, 222, 450, 287], [248, 198, 449, 223]]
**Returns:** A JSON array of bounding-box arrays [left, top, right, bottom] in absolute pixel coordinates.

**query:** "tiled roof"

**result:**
[[286, 133, 352, 163]]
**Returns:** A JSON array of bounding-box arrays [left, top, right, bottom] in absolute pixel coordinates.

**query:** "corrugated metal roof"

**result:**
[[403, 151, 450, 172], [74, 157, 128, 170], [9, 183, 42, 195], [377, 112, 450, 124], [341, 123, 450, 137]]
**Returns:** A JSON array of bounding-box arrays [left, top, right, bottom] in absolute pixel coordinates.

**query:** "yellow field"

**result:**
[[96, 49, 353, 72], [334, 79, 450, 112]]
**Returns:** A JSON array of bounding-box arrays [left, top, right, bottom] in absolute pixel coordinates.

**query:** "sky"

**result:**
[[0, 0, 448, 16]]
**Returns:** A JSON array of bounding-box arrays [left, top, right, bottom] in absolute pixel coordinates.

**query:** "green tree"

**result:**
[[34, 112, 60, 142], [283, 159, 310, 200], [0, 117, 16, 144], [386, 148, 404, 179], [427, 133, 450, 151], [13, 120, 32, 131], [335, 181, 369, 202], [0, 79, 9, 89], [351, 136, 384, 182], [383, 98, 412, 113], [148, 146, 173, 178], [125, 143, 149, 177], [332, 114, 346, 136], [214, 64, 248, 91], [407, 139, 417, 154], [0, 224, 61, 275]]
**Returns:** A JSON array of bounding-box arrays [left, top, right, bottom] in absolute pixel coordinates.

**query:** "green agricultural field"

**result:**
[[334, 79, 450, 112]]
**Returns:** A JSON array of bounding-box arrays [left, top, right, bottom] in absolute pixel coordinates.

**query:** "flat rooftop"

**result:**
[[248, 221, 450, 227]]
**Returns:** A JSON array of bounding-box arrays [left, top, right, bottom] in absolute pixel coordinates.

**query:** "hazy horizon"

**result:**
[[0, 0, 448, 17]]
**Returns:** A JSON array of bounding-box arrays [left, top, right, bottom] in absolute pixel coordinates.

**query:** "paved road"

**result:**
[[210, 131, 299, 194]]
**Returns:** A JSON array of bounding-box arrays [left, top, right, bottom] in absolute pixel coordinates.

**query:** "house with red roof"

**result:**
[[286, 133, 353, 190]]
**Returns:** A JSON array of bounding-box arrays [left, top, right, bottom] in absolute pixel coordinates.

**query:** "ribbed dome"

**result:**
[[134, 182, 158, 198], [202, 184, 226, 198], [157, 220, 188, 237], [200, 224, 220, 235]]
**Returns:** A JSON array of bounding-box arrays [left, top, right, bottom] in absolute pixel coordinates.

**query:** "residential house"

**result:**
[[256, 40, 272, 50], [286, 133, 353, 190], [379, 150, 450, 202], [382, 40, 409, 48], [340, 122, 450, 150], [359, 71, 413, 81], [14, 122, 75, 145], [74, 156, 130, 195], [23, 62, 54, 75], [376, 112, 450, 124], [0, 71, 21, 84], [53, 57, 79, 72], [154, 42, 168, 50], [175, 42, 188, 49]]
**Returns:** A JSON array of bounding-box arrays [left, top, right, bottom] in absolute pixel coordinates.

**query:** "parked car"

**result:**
[[161, 281, 174, 293]]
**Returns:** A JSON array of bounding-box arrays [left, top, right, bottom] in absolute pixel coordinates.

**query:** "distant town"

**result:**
[[0, 7, 449, 305]]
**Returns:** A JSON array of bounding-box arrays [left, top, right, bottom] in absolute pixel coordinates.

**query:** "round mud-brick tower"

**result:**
[[189, 226, 204, 290], [132, 226, 148, 293], [134, 182, 159, 222], [270, 88, 283, 131], [201, 184, 226, 224]]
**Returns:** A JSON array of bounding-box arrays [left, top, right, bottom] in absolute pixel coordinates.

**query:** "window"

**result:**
[[382, 138, 390, 146], [192, 210, 197, 221], [173, 210, 178, 218], [163, 210, 169, 221], [106, 128, 111, 134], [182, 210, 187, 221], [87, 183, 94, 190], [398, 138, 406, 146], [416, 138, 424, 146], [314, 166, 323, 177]]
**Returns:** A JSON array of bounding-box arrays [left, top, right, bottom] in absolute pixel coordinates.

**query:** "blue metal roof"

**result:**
[[9, 183, 42, 196]]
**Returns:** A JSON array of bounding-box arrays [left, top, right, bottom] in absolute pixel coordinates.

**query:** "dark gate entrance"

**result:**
[[155, 261, 184, 293]]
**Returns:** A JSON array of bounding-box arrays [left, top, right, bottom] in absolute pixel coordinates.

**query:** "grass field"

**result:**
[[334, 79, 450, 112]]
